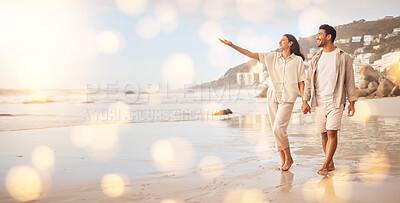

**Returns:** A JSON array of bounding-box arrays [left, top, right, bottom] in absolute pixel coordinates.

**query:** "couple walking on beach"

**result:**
[[220, 24, 357, 176]]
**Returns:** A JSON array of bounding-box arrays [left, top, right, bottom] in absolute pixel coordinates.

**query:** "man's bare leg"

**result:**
[[282, 147, 294, 171], [321, 132, 335, 171], [318, 130, 338, 175], [277, 150, 285, 170]]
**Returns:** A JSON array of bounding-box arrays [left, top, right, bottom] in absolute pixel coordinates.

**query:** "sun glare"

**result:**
[[0, 0, 94, 89]]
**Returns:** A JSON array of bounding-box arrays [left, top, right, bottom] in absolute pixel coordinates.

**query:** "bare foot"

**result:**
[[276, 163, 284, 170], [328, 162, 335, 171], [282, 160, 294, 171], [317, 168, 329, 176]]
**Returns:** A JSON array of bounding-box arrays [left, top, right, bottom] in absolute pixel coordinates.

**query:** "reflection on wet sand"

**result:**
[[303, 167, 352, 203], [317, 175, 336, 201], [279, 171, 294, 192]]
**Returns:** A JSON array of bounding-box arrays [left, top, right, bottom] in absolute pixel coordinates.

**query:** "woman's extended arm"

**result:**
[[219, 38, 259, 61]]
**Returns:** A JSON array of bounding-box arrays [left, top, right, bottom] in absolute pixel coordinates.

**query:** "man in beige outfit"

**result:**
[[302, 24, 357, 176]]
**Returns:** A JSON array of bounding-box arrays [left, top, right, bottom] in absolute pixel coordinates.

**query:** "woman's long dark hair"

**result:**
[[284, 34, 305, 61]]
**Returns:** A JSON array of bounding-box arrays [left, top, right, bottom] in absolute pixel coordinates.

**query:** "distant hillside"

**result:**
[[299, 16, 400, 58]]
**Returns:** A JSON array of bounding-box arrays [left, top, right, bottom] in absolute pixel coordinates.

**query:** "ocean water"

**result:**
[[0, 88, 304, 132]]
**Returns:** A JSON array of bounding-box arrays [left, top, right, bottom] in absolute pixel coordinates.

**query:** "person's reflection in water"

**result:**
[[279, 171, 294, 192], [317, 174, 337, 201]]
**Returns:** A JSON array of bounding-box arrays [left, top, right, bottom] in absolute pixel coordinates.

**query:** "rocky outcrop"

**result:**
[[358, 66, 381, 97], [213, 108, 233, 116], [376, 78, 396, 97], [389, 86, 400, 97], [358, 66, 381, 89], [357, 81, 378, 97], [358, 65, 400, 98]]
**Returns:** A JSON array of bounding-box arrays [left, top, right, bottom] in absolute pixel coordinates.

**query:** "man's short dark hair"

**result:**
[[319, 24, 336, 43]]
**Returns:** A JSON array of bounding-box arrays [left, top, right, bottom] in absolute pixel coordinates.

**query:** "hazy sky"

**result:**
[[0, 0, 399, 89]]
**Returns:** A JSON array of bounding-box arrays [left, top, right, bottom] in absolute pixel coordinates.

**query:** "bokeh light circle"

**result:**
[[31, 145, 55, 171], [151, 137, 196, 174], [101, 174, 126, 198], [358, 151, 390, 184], [162, 53, 195, 90], [6, 166, 42, 202], [136, 15, 160, 40]]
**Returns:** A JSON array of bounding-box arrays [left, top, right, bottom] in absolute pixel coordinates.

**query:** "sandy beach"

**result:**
[[1, 96, 400, 202]]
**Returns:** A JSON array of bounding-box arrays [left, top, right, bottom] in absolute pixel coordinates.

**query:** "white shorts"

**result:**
[[315, 102, 344, 133]]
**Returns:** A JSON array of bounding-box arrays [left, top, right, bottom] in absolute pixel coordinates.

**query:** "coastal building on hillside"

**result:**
[[336, 38, 350, 44], [237, 62, 268, 86], [353, 58, 366, 86], [372, 59, 384, 72], [355, 47, 365, 54], [352, 36, 362, 43], [382, 16, 394, 20], [382, 51, 400, 70], [353, 53, 374, 86], [373, 38, 380, 43], [357, 53, 375, 64], [385, 33, 395, 39], [393, 27, 400, 35], [363, 35, 374, 46]]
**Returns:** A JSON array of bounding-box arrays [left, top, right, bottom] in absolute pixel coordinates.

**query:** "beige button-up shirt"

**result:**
[[258, 52, 306, 103], [303, 48, 358, 108]]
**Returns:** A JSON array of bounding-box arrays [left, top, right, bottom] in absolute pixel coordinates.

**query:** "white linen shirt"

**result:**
[[258, 52, 306, 103]]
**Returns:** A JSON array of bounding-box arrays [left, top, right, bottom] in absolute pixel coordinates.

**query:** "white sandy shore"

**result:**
[[0, 97, 400, 202]]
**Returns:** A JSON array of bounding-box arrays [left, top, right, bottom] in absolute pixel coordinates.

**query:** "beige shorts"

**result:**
[[315, 102, 344, 133]]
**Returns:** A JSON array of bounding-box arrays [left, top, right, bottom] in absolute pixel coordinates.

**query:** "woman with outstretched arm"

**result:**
[[220, 35, 306, 171]]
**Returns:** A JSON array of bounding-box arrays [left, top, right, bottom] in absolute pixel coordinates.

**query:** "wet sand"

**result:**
[[1, 98, 400, 202]]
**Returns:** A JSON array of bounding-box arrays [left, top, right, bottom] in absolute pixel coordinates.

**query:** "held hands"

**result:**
[[347, 102, 355, 117], [219, 38, 232, 46], [302, 101, 311, 114]]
